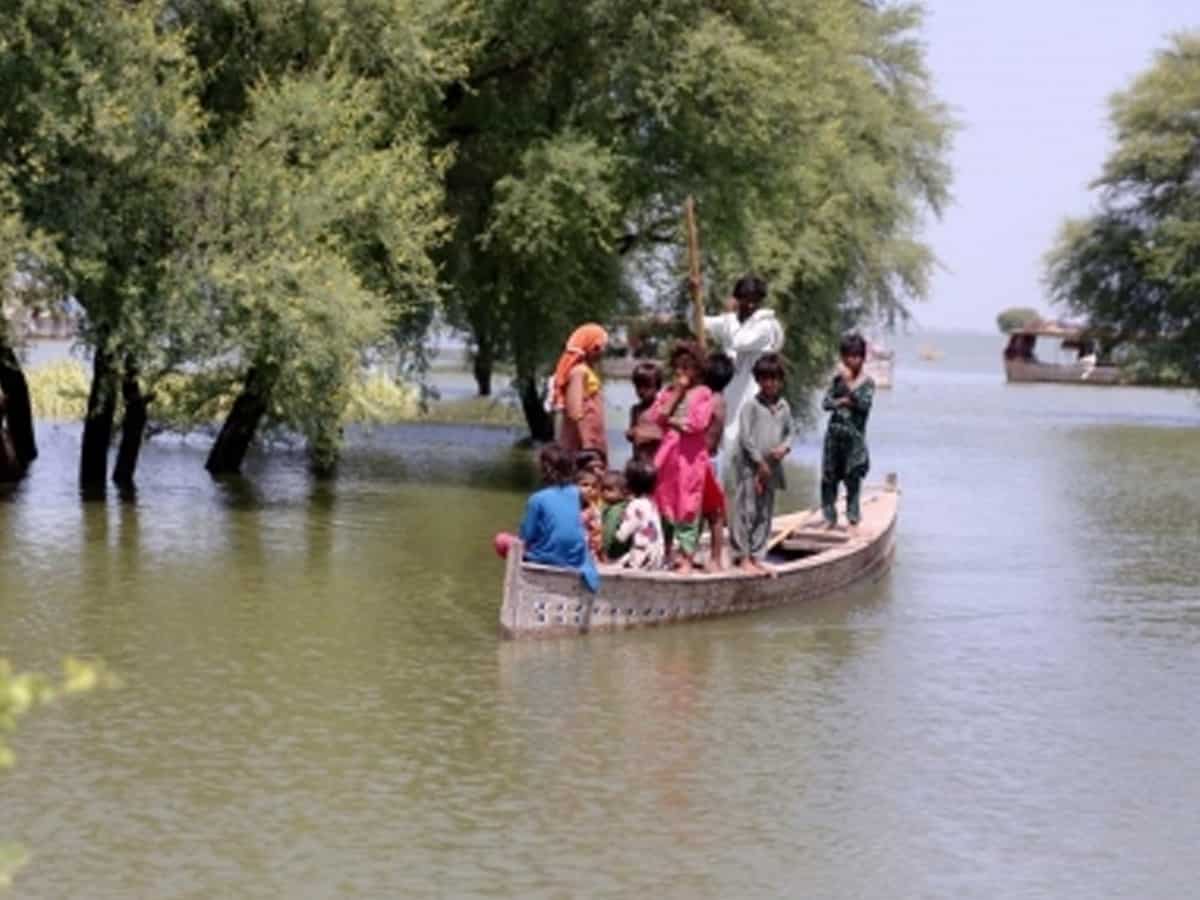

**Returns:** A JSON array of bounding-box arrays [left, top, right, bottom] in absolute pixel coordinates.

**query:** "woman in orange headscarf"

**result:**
[[552, 323, 609, 459]]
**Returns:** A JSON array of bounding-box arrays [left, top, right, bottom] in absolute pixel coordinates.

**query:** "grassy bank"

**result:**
[[24, 361, 524, 429]]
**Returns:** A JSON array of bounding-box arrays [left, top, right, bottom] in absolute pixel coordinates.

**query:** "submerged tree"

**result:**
[[0, 187, 39, 479], [171, 0, 464, 475], [1046, 32, 1200, 384], [1, 0, 207, 489], [1, 0, 465, 482], [435, 0, 952, 431]]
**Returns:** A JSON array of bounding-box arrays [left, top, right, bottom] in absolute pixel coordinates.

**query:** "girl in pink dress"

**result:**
[[649, 342, 714, 573]]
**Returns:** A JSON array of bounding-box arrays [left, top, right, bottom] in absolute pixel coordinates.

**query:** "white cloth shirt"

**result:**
[[704, 308, 785, 457]]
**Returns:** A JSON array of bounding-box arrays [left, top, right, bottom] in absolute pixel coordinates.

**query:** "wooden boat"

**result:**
[[1003, 322, 1122, 385], [499, 477, 899, 639], [1004, 357, 1121, 385]]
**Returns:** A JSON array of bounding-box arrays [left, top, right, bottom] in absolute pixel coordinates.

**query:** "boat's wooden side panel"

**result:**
[[500, 495, 897, 639], [1004, 359, 1122, 385]]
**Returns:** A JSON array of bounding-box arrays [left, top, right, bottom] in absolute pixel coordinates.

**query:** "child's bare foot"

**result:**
[[674, 557, 694, 575], [847, 522, 860, 537], [823, 519, 839, 531], [738, 558, 758, 575], [702, 556, 726, 574], [748, 558, 775, 578]]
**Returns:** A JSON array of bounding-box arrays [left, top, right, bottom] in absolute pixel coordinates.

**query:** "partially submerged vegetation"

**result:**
[[3, 0, 952, 490], [1046, 32, 1200, 386], [25, 361, 522, 430]]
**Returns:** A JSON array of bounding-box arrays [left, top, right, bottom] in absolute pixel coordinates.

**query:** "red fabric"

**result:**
[[701, 462, 726, 518], [493, 531, 518, 558]]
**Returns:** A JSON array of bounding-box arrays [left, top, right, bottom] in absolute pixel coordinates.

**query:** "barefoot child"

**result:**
[[821, 333, 875, 531], [649, 342, 714, 573], [731, 353, 794, 574], [700, 352, 735, 571], [626, 361, 664, 462], [615, 458, 665, 569]]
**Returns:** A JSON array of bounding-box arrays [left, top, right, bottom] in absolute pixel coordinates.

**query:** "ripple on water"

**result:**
[[3, 355, 1200, 898]]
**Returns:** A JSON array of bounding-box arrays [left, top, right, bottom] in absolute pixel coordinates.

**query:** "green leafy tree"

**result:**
[[0, 183, 40, 478], [165, 0, 465, 475], [2, 0, 467, 480], [190, 68, 450, 474], [1046, 32, 1200, 384], [1, 0, 208, 488], [996, 306, 1043, 333], [435, 0, 952, 433]]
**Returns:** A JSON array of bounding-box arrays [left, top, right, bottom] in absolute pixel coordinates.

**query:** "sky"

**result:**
[[914, 1, 1199, 333]]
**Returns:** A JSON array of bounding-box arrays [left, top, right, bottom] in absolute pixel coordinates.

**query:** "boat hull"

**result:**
[[1004, 359, 1122, 385], [500, 485, 898, 639]]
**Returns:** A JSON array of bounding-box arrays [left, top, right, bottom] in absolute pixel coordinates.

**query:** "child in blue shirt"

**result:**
[[494, 443, 599, 591]]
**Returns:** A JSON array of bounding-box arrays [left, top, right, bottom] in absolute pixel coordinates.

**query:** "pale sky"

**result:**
[[915, 1, 1199, 332]]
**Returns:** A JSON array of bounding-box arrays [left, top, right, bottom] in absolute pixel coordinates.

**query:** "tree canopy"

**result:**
[[1046, 32, 1200, 384], [996, 307, 1042, 334], [1, 0, 953, 482], [436, 0, 953, 426]]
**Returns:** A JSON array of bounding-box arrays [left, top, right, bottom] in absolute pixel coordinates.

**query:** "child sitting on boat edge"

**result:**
[[494, 443, 599, 592]]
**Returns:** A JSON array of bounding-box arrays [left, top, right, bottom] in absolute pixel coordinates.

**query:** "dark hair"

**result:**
[[574, 448, 606, 473], [752, 352, 785, 382], [732, 274, 767, 303], [839, 332, 867, 358], [631, 361, 663, 391], [539, 443, 574, 485], [624, 457, 657, 498], [602, 471, 626, 494], [669, 340, 703, 372], [703, 352, 734, 392]]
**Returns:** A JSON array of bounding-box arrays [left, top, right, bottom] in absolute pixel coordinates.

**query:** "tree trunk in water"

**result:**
[[516, 373, 554, 443], [0, 344, 38, 468], [112, 365, 148, 488], [473, 339, 494, 397], [205, 369, 269, 475], [80, 348, 117, 489]]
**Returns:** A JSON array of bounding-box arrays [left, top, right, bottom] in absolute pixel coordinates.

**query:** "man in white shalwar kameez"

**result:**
[[703, 275, 785, 462]]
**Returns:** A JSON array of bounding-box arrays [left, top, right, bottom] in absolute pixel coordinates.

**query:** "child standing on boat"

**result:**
[[701, 351, 735, 571], [821, 333, 875, 532], [626, 361, 664, 462], [731, 353, 794, 574], [614, 458, 666, 569], [649, 342, 714, 573]]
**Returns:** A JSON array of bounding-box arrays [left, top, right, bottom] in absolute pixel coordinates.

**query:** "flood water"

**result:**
[[2, 332, 1199, 899]]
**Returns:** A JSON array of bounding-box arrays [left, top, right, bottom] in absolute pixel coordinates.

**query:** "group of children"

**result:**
[[499, 332, 874, 587]]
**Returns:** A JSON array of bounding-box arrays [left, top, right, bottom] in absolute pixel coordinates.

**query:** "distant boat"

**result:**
[[499, 478, 900, 639], [1003, 322, 1121, 385], [918, 345, 943, 362]]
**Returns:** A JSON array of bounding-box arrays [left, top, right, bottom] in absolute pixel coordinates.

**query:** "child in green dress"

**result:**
[[821, 333, 875, 532]]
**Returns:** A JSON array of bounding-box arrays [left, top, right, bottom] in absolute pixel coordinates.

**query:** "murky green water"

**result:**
[[3, 334, 1199, 898]]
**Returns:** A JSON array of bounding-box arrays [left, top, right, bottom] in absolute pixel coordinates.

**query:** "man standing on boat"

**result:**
[[703, 275, 785, 463]]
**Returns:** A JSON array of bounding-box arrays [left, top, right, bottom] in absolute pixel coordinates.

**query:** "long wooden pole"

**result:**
[[684, 196, 706, 350]]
